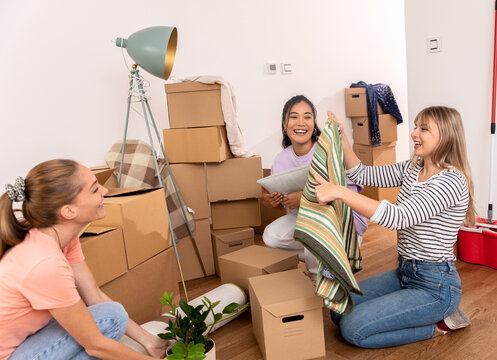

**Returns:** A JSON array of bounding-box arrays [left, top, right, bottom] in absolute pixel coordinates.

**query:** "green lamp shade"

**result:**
[[116, 26, 177, 80]]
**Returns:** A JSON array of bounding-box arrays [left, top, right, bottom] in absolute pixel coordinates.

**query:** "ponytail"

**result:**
[[0, 193, 30, 257]]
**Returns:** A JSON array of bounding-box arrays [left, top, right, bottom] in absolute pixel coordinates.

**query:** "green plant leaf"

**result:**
[[168, 341, 187, 359], [202, 296, 212, 307], [213, 313, 223, 322], [211, 300, 221, 309], [223, 302, 240, 314], [186, 342, 206, 360]]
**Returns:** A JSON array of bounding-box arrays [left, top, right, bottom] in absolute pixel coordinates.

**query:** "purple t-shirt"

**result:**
[[270, 143, 368, 235]]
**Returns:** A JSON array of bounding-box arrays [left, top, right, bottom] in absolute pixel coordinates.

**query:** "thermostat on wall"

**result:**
[[266, 62, 277, 74]]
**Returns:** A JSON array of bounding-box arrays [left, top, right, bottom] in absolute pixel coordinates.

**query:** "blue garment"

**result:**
[[350, 81, 403, 147], [331, 257, 461, 348], [9, 302, 129, 360]]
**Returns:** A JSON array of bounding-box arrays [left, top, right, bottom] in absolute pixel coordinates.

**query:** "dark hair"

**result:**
[[0, 159, 82, 258], [281, 95, 321, 148]]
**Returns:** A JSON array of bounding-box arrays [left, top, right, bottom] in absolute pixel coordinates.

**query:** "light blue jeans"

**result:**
[[331, 257, 461, 348], [10, 301, 128, 360]]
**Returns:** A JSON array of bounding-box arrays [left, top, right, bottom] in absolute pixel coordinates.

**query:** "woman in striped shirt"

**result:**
[[314, 106, 476, 348]]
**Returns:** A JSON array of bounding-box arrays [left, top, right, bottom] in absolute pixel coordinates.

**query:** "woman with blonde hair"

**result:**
[[314, 106, 476, 348], [0, 159, 168, 359]]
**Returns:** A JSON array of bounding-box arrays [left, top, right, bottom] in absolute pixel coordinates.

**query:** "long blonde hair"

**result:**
[[411, 106, 476, 226], [0, 159, 82, 258]]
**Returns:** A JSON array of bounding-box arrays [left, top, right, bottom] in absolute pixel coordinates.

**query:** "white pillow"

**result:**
[[256, 165, 310, 195]]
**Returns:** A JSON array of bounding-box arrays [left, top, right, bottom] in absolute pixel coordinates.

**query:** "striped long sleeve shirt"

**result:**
[[347, 160, 469, 262]]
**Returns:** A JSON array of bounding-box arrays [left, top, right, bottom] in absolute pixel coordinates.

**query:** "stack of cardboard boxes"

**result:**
[[163, 81, 263, 280], [345, 87, 400, 203], [81, 170, 180, 325]]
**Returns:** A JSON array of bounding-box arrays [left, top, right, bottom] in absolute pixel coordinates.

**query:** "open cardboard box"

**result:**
[[248, 269, 325, 360], [80, 226, 127, 287], [211, 227, 255, 275], [91, 187, 171, 269], [90, 166, 118, 188], [218, 245, 298, 293]]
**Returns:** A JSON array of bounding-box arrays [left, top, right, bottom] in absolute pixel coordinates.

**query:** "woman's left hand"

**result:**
[[144, 336, 170, 358], [314, 175, 343, 205], [281, 190, 302, 210]]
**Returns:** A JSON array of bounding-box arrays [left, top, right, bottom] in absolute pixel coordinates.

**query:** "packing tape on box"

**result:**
[[119, 283, 249, 354]]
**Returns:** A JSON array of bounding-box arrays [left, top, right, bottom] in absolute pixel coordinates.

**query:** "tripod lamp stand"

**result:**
[[115, 26, 205, 301]]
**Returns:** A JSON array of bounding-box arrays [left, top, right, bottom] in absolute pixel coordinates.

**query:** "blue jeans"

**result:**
[[331, 257, 461, 348], [10, 301, 128, 360]]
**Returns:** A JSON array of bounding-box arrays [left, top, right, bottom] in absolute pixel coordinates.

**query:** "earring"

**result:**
[[313, 128, 317, 134]]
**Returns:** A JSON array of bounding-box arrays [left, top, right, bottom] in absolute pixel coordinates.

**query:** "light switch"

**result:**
[[281, 63, 293, 74]]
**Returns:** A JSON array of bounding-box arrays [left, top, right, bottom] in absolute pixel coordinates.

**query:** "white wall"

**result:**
[[405, 0, 496, 217], [0, 0, 409, 189]]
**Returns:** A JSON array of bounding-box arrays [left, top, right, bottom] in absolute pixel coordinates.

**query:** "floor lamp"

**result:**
[[115, 26, 205, 301]]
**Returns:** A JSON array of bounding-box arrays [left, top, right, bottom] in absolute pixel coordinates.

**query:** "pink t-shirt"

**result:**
[[0, 228, 85, 360]]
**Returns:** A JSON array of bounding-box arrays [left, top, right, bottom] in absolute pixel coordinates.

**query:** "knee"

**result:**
[[339, 315, 367, 348], [90, 301, 129, 340], [262, 223, 279, 248], [107, 301, 128, 326]]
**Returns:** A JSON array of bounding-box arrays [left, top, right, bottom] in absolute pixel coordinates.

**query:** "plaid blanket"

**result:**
[[105, 140, 195, 241], [294, 121, 362, 314]]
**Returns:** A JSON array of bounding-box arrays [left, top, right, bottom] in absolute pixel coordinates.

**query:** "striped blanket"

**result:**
[[105, 140, 195, 241], [294, 121, 362, 314]]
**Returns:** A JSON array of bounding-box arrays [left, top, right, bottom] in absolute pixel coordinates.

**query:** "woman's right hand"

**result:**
[[261, 186, 283, 208]]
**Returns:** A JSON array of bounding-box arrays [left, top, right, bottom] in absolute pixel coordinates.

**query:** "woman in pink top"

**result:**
[[0, 159, 168, 359]]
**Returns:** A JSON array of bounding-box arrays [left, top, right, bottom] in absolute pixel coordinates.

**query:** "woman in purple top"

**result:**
[[261, 95, 368, 279]]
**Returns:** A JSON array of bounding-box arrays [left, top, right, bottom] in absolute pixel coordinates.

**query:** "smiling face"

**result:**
[[283, 101, 315, 147], [68, 165, 108, 224], [411, 115, 441, 160]]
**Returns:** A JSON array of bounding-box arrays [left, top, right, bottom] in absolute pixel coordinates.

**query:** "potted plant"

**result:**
[[158, 291, 240, 360]]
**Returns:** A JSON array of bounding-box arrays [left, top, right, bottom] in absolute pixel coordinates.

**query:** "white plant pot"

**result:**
[[205, 339, 216, 360]]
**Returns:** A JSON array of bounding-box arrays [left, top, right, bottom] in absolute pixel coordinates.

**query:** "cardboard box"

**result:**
[[218, 245, 299, 293], [80, 226, 127, 286], [353, 142, 396, 166], [165, 82, 224, 128], [92, 188, 171, 269], [253, 169, 288, 234], [345, 87, 385, 117], [248, 269, 325, 360], [163, 126, 232, 164], [211, 198, 261, 230], [361, 186, 400, 203], [352, 114, 398, 145], [169, 163, 209, 220], [90, 166, 118, 188], [206, 155, 263, 202], [101, 247, 180, 325], [174, 218, 215, 281], [212, 227, 255, 275]]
